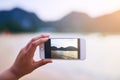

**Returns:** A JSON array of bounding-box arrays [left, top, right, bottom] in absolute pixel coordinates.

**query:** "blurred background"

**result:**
[[0, 0, 120, 80]]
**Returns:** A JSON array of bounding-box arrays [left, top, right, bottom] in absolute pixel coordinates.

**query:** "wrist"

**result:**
[[0, 67, 20, 80], [9, 66, 23, 79]]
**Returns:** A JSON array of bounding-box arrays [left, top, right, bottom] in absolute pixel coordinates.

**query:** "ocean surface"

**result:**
[[51, 51, 78, 59], [0, 33, 120, 80]]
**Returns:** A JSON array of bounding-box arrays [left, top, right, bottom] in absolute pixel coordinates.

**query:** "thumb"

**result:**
[[34, 59, 52, 69]]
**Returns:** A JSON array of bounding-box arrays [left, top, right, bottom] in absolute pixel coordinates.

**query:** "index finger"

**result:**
[[26, 33, 50, 48]]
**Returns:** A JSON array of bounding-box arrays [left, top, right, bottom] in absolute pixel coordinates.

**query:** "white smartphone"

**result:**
[[39, 38, 86, 60]]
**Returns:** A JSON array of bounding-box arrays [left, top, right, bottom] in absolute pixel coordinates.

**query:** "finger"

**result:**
[[27, 38, 49, 58], [34, 59, 53, 69], [26, 34, 50, 49]]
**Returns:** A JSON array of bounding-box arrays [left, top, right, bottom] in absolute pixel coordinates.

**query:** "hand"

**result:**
[[0, 34, 52, 80]]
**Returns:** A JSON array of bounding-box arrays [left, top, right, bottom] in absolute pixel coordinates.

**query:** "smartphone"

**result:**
[[39, 38, 86, 60]]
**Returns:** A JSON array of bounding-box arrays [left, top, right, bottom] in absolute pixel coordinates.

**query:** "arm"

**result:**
[[0, 34, 52, 80]]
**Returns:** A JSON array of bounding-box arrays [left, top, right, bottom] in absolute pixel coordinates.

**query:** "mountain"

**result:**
[[51, 46, 78, 51], [0, 8, 44, 32], [50, 12, 92, 32], [65, 46, 78, 51], [93, 11, 120, 33], [45, 10, 120, 33], [1, 7, 120, 33]]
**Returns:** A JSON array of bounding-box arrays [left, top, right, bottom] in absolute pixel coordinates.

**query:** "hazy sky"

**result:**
[[0, 0, 120, 21], [51, 39, 77, 48]]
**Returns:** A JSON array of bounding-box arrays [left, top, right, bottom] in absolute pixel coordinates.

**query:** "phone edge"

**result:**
[[80, 39, 86, 60]]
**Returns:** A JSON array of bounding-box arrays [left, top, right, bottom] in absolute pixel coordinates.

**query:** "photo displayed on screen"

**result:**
[[50, 39, 79, 59]]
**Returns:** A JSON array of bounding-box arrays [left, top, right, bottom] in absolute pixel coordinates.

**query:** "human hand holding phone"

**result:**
[[0, 34, 52, 80]]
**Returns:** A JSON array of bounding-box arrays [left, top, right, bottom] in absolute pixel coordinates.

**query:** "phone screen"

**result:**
[[44, 38, 80, 59]]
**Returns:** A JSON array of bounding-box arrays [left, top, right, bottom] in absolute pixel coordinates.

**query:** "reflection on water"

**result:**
[[51, 51, 78, 59]]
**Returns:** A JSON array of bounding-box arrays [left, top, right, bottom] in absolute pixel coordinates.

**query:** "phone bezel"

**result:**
[[39, 38, 86, 60]]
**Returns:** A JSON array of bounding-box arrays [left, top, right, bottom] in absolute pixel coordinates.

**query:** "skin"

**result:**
[[0, 34, 52, 80]]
